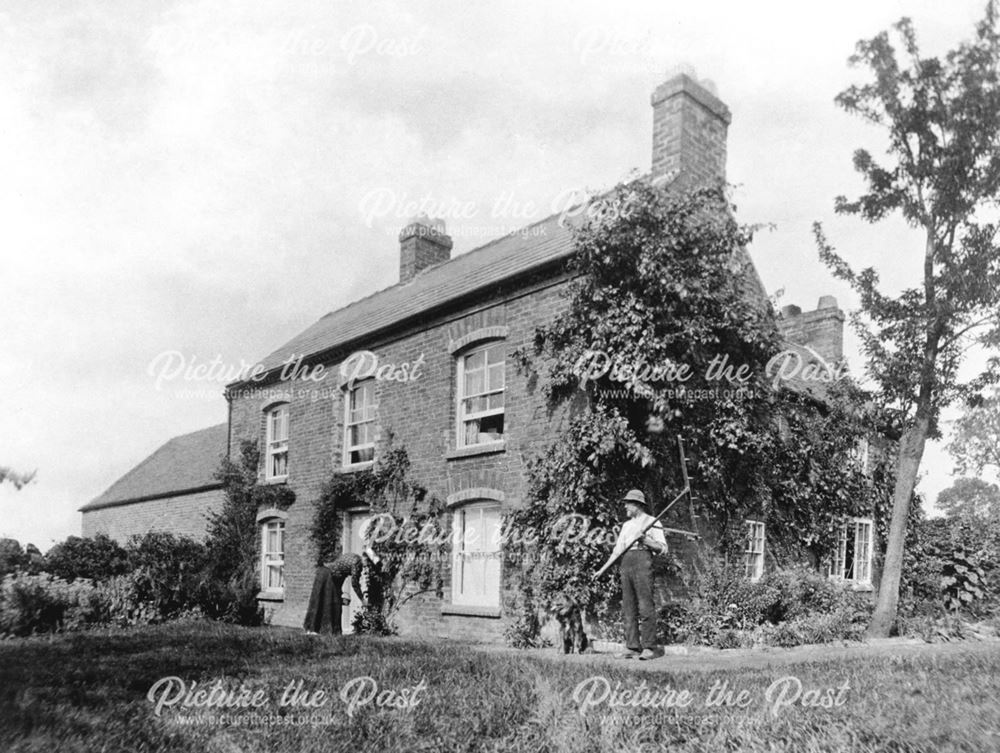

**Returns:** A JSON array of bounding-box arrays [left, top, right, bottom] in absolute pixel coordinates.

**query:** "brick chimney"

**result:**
[[399, 214, 452, 283], [650, 69, 731, 188], [777, 296, 845, 363]]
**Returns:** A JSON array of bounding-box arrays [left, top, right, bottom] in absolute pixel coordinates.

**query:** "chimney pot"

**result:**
[[778, 297, 845, 363], [399, 216, 452, 283], [650, 70, 731, 188]]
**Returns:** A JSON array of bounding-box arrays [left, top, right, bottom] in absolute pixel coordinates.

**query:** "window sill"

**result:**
[[256, 591, 285, 602], [441, 604, 502, 618], [262, 476, 289, 486], [338, 461, 374, 474], [445, 441, 506, 460]]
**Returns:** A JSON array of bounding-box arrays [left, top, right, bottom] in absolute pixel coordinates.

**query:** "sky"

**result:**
[[1, 0, 996, 548]]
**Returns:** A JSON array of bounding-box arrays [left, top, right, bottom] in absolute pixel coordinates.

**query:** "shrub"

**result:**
[[351, 604, 396, 636], [505, 594, 544, 649], [0, 539, 31, 578], [0, 573, 104, 637], [901, 516, 999, 618], [898, 612, 969, 642], [941, 550, 987, 612], [663, 559, 874, 648], [205, 440, 266, 626], [43, 534, 129, 583], [121, 533, 210, 623]]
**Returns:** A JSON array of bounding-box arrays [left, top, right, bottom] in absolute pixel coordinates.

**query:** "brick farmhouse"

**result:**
[[82, 71, 876, 639], [221, 72, 871, 638]]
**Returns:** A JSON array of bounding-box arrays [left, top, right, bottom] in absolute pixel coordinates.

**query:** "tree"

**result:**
[[0, 538, 27, 577], [0, 467, 35, 490], [816, 3, 1000, 636], [205, 440, 266, 625], [948, 387, 1000, 477], [936, 477, 1000, 520]]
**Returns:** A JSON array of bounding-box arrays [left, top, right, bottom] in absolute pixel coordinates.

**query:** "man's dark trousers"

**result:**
[[620, 550, 656, 651]]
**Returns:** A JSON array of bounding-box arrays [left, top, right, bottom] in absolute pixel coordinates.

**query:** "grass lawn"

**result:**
[[1, 621, 999, 752]]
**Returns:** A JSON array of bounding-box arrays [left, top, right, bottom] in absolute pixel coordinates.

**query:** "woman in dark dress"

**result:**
[[302, 552, 366, 635]]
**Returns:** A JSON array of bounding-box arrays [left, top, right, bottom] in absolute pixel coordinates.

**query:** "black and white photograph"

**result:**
[[3, 1, 1000, 751]]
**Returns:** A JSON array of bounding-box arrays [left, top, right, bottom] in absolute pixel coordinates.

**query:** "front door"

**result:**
[[342, 510, 371, 634]]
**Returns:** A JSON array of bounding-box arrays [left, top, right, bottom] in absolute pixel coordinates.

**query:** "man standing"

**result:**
[[613, 489, 668, 660]]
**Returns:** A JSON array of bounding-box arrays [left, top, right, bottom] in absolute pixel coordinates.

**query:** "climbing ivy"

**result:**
[[507, 179, 896, 630], [312, 442, 448, 634]]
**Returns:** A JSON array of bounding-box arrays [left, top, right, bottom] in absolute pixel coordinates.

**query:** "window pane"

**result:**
[[485, 343, 504, 364], [465, 395, 488, 415], [488, 392, 504, 411], [464, 369, 485, 398], [488, 363, 505, 390], [465, 349, 485, 371], [271, 452, 287, 478]]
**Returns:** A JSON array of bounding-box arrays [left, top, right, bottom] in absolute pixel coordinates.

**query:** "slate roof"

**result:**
[[244, 212, 577, 379], [79, 423, 228, 511]]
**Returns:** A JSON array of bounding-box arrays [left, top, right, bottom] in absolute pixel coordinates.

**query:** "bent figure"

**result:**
[[303, 552, 365, 635]]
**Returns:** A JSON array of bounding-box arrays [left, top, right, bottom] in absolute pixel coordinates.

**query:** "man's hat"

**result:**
[[621, 489, 648, 509]]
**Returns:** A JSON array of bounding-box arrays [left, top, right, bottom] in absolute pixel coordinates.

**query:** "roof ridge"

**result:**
[[88, 435, 179, 505], [84, 423, 228, 508], [317, 211, 569, 321], [169, 422, 228, 440]]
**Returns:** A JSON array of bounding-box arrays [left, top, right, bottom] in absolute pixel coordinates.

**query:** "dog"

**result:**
[[551, 594, 590, 654]]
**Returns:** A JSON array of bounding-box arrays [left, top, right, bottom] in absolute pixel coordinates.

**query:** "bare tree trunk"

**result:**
[[865, 413, 931, 638]]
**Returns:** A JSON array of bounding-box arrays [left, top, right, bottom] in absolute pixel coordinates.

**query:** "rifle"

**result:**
[[592, 435, 700, 581]]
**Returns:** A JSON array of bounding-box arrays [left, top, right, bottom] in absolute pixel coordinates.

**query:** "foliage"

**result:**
[[120, 532, 210, 623], [948, 387, 1000, 477], [900, 514, 1000, 619], [251, 484, 296, 510], [659, 560, 874, 648], [310, 469, 370, 565], [0, 539, 29, 579], [936, 477, 1000, 521], [898, 611, 973, 642], [312, 441, 448, 634], [503, 586, 547, 649], [817, 3, 1000, 636], [349, 603, 396, 636], [0, 573, 104, 637], [941, 550, 987, 612], [506, 178, 889, 638], [43, 533, 129, 583], [0, 466, 36, 490], [0, 531, 217, 634], [204, 440, 268, 625]]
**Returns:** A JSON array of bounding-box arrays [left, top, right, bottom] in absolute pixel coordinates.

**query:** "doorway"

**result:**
[[342, 509, 372, 634]]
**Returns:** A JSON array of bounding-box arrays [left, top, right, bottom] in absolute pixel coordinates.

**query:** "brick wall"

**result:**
[[80, 487, 225, 542], [227, 272, 576, 639]]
